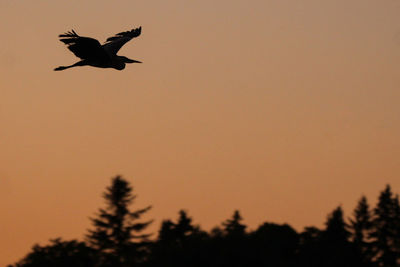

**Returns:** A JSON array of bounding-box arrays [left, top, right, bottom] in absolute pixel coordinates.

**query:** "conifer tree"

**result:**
[[158, 220, 176, 244], [86, 176, 152, 267], [223, 210, 246, 237], [219, 210, 248, 267], [150, 210, 207, 267], [157, 210, 200, 245], [174, 210, 196, 240], [392, 195, 400, 261], [370, 185, 400, 266], [325, 206, 350, 240], [320, 206, 360, 267], [350, 196, 373, 265]]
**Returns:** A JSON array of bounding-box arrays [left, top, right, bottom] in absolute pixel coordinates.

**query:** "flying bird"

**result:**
[[54, 27, 142, 71]]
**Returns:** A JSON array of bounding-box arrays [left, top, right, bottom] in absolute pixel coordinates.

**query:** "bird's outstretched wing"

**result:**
[[102, 27, 142, 55], [59, 30, 109, 61]]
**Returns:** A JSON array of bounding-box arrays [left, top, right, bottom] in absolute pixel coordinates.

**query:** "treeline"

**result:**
[[9, 176, 400, 267]]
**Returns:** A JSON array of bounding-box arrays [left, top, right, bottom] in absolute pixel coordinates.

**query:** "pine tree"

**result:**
[[319, 206, 359, 267], [223, 210, 246, 237], [370, 185, 400, 266], [324, 206, 350, 243], [392, 195, 400, 262], [86, 176, 152, 267], [174, 210, 196, 240], [150, 210, 207, 267], [220, 210, 248, 267], [157, 219, 176, 244], [157, 210, 199, 245], [350, 196, 373, 265]]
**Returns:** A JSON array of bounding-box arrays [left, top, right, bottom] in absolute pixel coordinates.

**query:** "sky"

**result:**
[[1, 0, 400, 265]]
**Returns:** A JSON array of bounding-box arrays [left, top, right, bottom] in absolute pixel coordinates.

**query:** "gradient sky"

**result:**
[[1, 0, 400, 265]]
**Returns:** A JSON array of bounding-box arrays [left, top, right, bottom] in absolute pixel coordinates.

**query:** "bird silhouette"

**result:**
[[54, 27, 142, 71]]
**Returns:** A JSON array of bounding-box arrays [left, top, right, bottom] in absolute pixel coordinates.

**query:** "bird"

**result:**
[[54, 27, 142, 71]]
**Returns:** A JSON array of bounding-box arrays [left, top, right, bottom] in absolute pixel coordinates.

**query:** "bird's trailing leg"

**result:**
[[54, 60, 87, 71]]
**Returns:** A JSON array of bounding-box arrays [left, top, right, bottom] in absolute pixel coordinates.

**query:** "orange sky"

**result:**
[[1, 0, 400, 265]]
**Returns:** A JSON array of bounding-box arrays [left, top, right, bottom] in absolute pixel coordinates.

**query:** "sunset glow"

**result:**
[[1, 0, 400, 265]]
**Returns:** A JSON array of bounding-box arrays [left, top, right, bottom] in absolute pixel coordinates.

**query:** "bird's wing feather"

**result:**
[[59, 30, 109, 61], [102, 27, 142, 55]]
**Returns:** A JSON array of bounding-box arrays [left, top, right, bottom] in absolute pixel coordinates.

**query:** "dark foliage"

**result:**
[[370, 185, 400, 266], [86, 176, 152, 267], [9, 239, 96, 267], [350, 196, 374, 266], [9, 180, 400, 267], [248, 222, 299, 266], [148, 210, 209, 267]]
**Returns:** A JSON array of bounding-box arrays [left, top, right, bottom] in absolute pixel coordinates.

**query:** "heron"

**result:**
[[54, 27, 142, 71]]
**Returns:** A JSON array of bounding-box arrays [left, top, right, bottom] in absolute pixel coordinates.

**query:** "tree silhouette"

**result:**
[[323, 206, 350, 243], [174, 210, 196, 240], [298, 226, 324, 267], [370, 185, 400, 266], [222, 210, 246, 237], [298, 207, 363, 267], [249, 222, 299, 267], [219, 210, 248, 267], [350, 196, 374, 266], [320, 206, 358, 267], [157, 219, 176, 244], [392, 194, 400, 264], [86, 176, 152, 267], [149, 210, 209, 267], [9, 179, 400, 267], [9, 238, 95, 267]]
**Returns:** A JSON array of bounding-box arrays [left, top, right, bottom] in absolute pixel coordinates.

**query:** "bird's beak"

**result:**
[[126, 58, 142, 63]]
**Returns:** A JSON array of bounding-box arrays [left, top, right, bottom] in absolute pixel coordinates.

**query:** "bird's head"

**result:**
[[114, 61, 126, 70], [113, 56, 141, 70]]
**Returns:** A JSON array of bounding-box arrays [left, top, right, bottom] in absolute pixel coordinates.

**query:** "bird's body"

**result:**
[[54, 27, 142, 71]]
